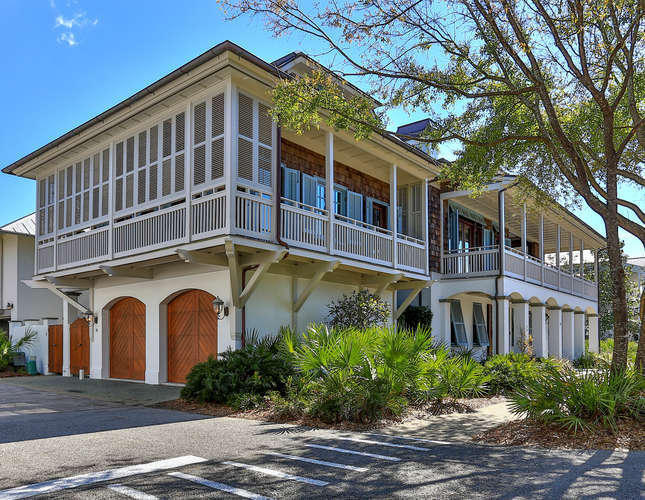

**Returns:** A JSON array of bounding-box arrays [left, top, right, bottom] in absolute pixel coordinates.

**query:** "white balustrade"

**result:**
[[280, 199, 328, 252], [56, 227, 110, 269], [559, 272, 573, 293], [333, 214, 393, 266], [442, 245, 499, 276], [113, 204, 186, 257], [36, 241, 55, 273], [234, 191, 273, 240], [192, 191, 227, 239], [396, 239, 426, 273], [504, 246, 525, 277]]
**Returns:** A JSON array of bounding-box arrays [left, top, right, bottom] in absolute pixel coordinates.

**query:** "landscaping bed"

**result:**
[[0, 368, 32, 378], [473, 417, 645, 451]]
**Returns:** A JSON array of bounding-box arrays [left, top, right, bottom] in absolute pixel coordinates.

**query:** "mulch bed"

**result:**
[[0, 369, 32, 378], [473, 418, 645, 451], [155, 395, 506, 431]]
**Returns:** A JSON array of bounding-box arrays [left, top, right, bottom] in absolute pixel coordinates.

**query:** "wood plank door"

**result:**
[[48, 324, 63, 374], [168, 290, 218, 383], [69, 318, 90, 376], [110, 297, 146, 381]]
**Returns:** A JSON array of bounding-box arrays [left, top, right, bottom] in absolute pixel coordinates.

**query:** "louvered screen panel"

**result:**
[[116, 142, 124, 177], [162, 159, 171, 196], [38, 180, 46, 208], [47, 208, 54, 234], [75, 163, 82, 193], [149, 164, 158, 200], [125, 174, 134, 208], [58, 202, 64, 230], [149, 125, 158, 164], [66, 166, 73, 196], [194, 145, 206, 185], [194, 102, 206, 145], [83, 159, 90, 189], [162, 119, 172, 157], [93, 154, 100, 186], [74, 195, 81, 224], [138, 131, 147, 167], [38, 209, 45, 236], [258, 103, 272, 146], [92, 187, 100, 218], [211, 137, 224, 179], [126, 136, 135, 172], [58, 171, 65, 199], [138, 169, 147, 204], [48, 175, 55, 203], [115, 178, 123, 211], [238, 138, 253, 181], [101, 187, 109, 216], [175, 154, 185, 192], [82, 191, 89, 222], [258, 146, 272, 187], [176, 112, 185, 152], [102, 149, 110, 182], [238, 94, 253, 137], [212, 94, 224, 137]]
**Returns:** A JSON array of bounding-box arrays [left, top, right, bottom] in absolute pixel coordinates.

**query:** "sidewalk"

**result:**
[[0, 375, 181, 406], [381, 400, 517, 443]]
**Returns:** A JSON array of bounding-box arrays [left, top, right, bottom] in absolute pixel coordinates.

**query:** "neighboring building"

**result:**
[[626, 257, 645, 293], [1, 214, 62, 373], [2, 41, 604, 384]]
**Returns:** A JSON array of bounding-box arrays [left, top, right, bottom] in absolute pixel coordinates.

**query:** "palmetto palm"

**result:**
[[0, 328, 37, 371]]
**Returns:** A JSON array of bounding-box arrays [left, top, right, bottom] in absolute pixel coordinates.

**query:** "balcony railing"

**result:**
[[442, 245, 597, 301], [35, 189, 429, 276]]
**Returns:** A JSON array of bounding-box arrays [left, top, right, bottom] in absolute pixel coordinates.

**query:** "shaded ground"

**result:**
[[474, 418, 645, 451]]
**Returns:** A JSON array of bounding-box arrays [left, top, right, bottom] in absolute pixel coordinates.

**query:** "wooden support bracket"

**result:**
[[393, 280, 434, 320], [293, 260, 340, 313]]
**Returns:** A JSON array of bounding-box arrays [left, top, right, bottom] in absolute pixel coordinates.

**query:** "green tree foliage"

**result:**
[[0, 329, 37, 372], [327, 289, 390, 330], [222, 0, 644, 371]]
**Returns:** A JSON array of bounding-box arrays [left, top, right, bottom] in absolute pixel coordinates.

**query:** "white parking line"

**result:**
[[169, 472, 272, 499], [305, 444, 401, 462], [0, 456, 207, 500], [266, 452, 368, 472], [330, 436, 429, 451], [363, 432, 451, 445], [107, 484, 159, 499], [222, 461, 329, 486]]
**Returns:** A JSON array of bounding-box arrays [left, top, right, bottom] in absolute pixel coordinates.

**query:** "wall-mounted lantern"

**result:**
[[212, 296, 229, 320], [83, 312, 97, 325]]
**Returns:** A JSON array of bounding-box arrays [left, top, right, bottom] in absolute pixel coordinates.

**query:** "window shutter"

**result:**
[[125, 174, 134, 208], [175, 112, 185, 153], [348, 191, 363, 221], [450, 301, 469, 347], [162, 119, 172, 158], [137, 169, 147, 204], [473, 303, 489, 347], [334, 187, 347, 216], [149, 165, 158, 201], [138, 131, 147, 168], [258, 103, 272, 146], [302, 173, 316, 206], [398, 186, 408, 235], [258, 146, 272, 187], [126, 137, 134, 173], [212, 94, 224, 137], [175, 154, 185, 192], [162, 159, 171, 196], [238, 93, 253, 138], [238, 137, 254, 181], [149, 125, 158, 164], [211, 137, 224, 180], [365, 197, 374, 225], [194, 144, 206, 185]]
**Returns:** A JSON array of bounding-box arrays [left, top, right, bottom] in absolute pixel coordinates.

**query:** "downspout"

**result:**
[[242, 126, 290, 347]]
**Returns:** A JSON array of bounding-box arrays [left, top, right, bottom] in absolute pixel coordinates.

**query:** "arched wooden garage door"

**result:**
[[70, 318, 90, 376], [110, 297, 146, 381], [168, 290, 218, 383]]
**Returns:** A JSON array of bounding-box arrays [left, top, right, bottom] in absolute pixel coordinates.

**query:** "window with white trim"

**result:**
[[37, 175, 55, 237], [473, 302, 489, 347], [237, 92, 273, 188], [450, 300, 468, 347]]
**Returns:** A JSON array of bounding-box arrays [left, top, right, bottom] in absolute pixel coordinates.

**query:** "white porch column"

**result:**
[[439, 299, 452, 347], [548, 306, 562, 358], [325, 131, 335, 253], [587, 313, 599, 353], [539, 213, 544, 284], [573, 311, 585, 360], [561, 308, 575, 360], [422, 178, 429, 274], [531, 303, 548, 358], [569, 232, 574, 276], [512, 300, 529, 353], [390, 165, 398, 268], [521, 203, 527, 279], [556, 225, 561, 290], [498, 190, 505, 275], [439, 198, 444, 274], [496, 296, 510, 354], [62, 300, 71, 377], [579, 239, 584, 277], [145, 302, 162, 385]]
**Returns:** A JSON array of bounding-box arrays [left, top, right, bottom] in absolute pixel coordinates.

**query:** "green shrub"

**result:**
[[599, 338, 638, 368], [327, 290, 390, 330], [181, 336, 295, 403], [482, 353, 542, 395], [282, 324, 432, 423], [227, 392, 264, 411], [0, 329, 37, 372], [572, 351, 607, 369], [509, 366, 645, 432], [421, 345, 489, 401], [399, 305, 433, 330]]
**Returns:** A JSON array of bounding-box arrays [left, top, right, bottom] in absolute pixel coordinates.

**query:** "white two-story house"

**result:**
[[2, 41, 603, 385]]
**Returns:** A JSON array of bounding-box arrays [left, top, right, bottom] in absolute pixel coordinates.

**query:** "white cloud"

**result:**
[[57, 32, 77, 46]]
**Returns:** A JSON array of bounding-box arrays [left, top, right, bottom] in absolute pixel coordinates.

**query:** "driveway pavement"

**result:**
[[0, 379, 643, 499]]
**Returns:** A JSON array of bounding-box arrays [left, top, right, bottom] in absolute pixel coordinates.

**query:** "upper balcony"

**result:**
[[439, 181, 602, 302], [32, 76, 433, 280]]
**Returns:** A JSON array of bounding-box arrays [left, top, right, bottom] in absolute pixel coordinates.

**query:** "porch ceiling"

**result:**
[[448, 187, 604, 253]]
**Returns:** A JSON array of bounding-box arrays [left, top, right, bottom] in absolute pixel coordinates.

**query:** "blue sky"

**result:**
[[1, 0, 643, 256]]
